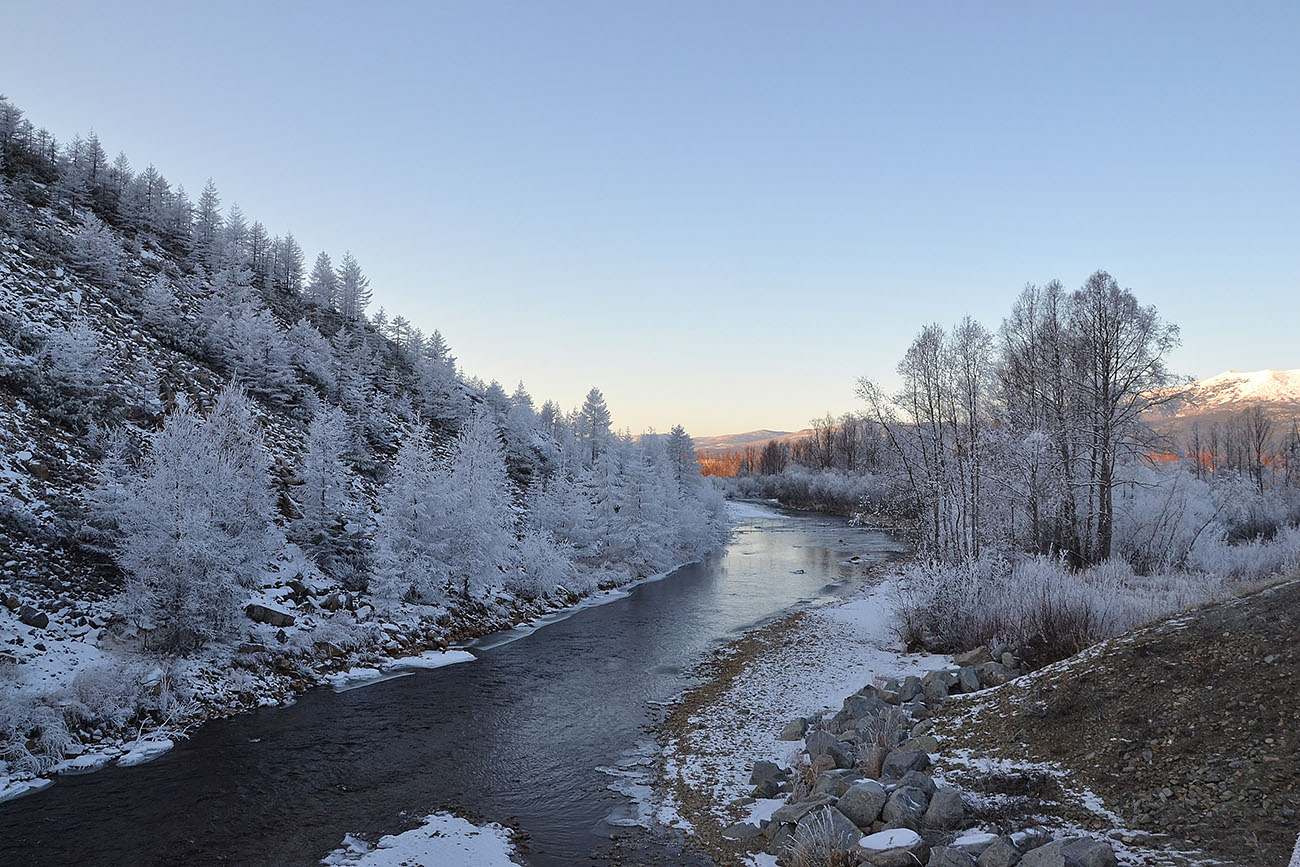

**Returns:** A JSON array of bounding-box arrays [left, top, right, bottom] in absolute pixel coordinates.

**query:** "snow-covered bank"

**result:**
[[660, 581, 949, 828], [320, 812, 519, 866]]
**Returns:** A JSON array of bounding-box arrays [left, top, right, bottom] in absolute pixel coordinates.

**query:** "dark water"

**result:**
[[0, 504, 907, 867]]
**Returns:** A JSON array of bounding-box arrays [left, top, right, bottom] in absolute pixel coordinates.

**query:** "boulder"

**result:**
[[929, 847, 979, 867], [778, 717, 807, 740], [751, 777, 782, 798], [843, 692, 891, 721], [923, 679, 950, 704], [2, 594, 19, 610], [881, 748, 930, 779], [921, 669, 958, 688], [975, 662, 1012, 687], [898, 675, 923, 702], [792, 806, 862, 852], [858, 744, 888, 778], [769, 794, 835, 826], [320, 592, 346, 612], [750, 760, 788, 786], [1018, 838, 1116, 867], [836, 779, 888, 828], [881, 785, 929, 830], [957, 666, 982, 693], [896, 770, 936, 798], [949, 832, 1000, 858], [244, 604, 295, 628], [977, 838, 1022, 867], [858, 828, 930, 867], [953, 647, 993, 666], [806, 730, 856, 769], [766, 824, 793, 855], [18, 605, 49, 629], [812, 771, 855, 799], [721, 822, 763, 840], [811, 753, 839, 774], [923, 787, 965, 829], [1010, 829, 1052, 852]]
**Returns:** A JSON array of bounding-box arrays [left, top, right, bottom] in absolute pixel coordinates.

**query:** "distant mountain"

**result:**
[[694, 428, 811, 456], [1151, 369, 1300, 430]]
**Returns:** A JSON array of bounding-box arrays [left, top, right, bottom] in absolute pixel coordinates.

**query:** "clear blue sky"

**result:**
[[4, 1, 1296, 435]]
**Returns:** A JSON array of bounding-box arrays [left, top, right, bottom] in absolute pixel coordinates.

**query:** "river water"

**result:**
[[0, 503, 907, 866]]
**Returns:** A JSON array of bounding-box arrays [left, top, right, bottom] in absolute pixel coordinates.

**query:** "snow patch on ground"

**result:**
[[319, 812, 518, 866], [117, 738, 174, 767]]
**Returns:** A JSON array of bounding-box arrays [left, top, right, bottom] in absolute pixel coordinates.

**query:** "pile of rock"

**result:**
[[723, 643, 1119, 866]]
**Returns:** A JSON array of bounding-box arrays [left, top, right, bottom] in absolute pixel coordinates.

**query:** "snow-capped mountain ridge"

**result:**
[[1172, 368, 1300, 416]]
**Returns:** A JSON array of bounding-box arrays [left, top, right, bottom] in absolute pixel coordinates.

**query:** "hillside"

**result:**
[[0, 95, 728, 798], [933, 577, 1300, 866], [693, 429, 808, 456]]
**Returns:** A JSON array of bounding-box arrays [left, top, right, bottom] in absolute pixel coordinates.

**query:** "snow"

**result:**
[[53, 753, 113, 775], [385, 648, 476, 671], [324, 649, 477, 690], [0, 777, 53, 804], [1178, 368, 1300, 413], [117, 738, 174, 767], [319, 812, 518, 866], [859, 828, 921, 850]]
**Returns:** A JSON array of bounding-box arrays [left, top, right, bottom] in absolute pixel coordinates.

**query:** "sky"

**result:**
[[3, 1, 1297, 436]]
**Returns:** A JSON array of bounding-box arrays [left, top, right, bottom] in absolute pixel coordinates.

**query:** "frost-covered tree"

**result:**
[[291, 405, 365, 585], [305, 251, 336, 309], [97, 388, 276, 651], [71, 211, 120, 285], [286, 318, 337, 394], [372, 433, 452, 605], [141, 274, 187, 346], [41, 319, 107, 422], [193, 178, 223, 266], [578, 387, 612, 465], [446, 411, 516, 597], [335, 251, 371, 320], [271, 233, 305, 297]]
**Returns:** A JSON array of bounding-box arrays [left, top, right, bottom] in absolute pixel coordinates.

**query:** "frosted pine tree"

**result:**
[[447, 411, 516, 598], [291, 405, 365, 585], [372, 433, 452, 606], [335, 251, 371, 320], [305, 251, 337, 309]]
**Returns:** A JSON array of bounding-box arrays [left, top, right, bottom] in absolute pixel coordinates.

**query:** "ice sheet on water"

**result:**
[[118, 738, 174, 767]]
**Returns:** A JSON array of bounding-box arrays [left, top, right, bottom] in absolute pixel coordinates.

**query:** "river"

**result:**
[[0, 503, 908, 866]]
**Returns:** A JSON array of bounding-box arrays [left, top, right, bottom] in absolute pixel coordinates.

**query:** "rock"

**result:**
[[957, 666, 982, 693], [950, 833, 1000, 857], [320, 592, 346, 612], [924, 678, 950, 704], [778, 717, 807, 740], [1010, 829, 1052, 852], [900, 735, 939, 754], [881, 785, 929, 830], [843, 692, 891, 721], [836, 779, 888, 827], [2, 594, 19, 610], [929, 847, 979, 867], [896, 770, 936, 798], [766, 825, 793, 855], [898, 675, 923, 702], [750, 760, 788, 786], [769, 795, 835, 826], [314, 641, 345, 659], [910, 719, 934, 738], [923, 787, 965, 828], [881, 748, 930, 779], [975, 662, 1012, 687], [1001, 652, 1017, 667], [953, 647, 993, 666], [858, 828, 930, 867], [858, 744, 888, 778], [244, 604, 295, 628], [977, 838, 1022, 867], [793, 806, 861, 852], [721, 822, 763, 840], [752, 776, 782, 798], [810, 753, 838, 774], [18, 605, 49, 629], [806, 730, 856, 769], [922, 669, 958, 688], [1018, 838, 1117, 867], [812, 771, 855, 799]]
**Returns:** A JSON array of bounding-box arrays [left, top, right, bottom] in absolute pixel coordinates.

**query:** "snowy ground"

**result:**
[[661, 580, 949, 829], [319, 812, 519, 866]]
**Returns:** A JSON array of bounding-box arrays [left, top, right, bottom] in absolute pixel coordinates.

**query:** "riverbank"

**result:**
[[0, 547, 716, 806], [656, 577, 949, 863], [655, 565, 1300, 866]]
